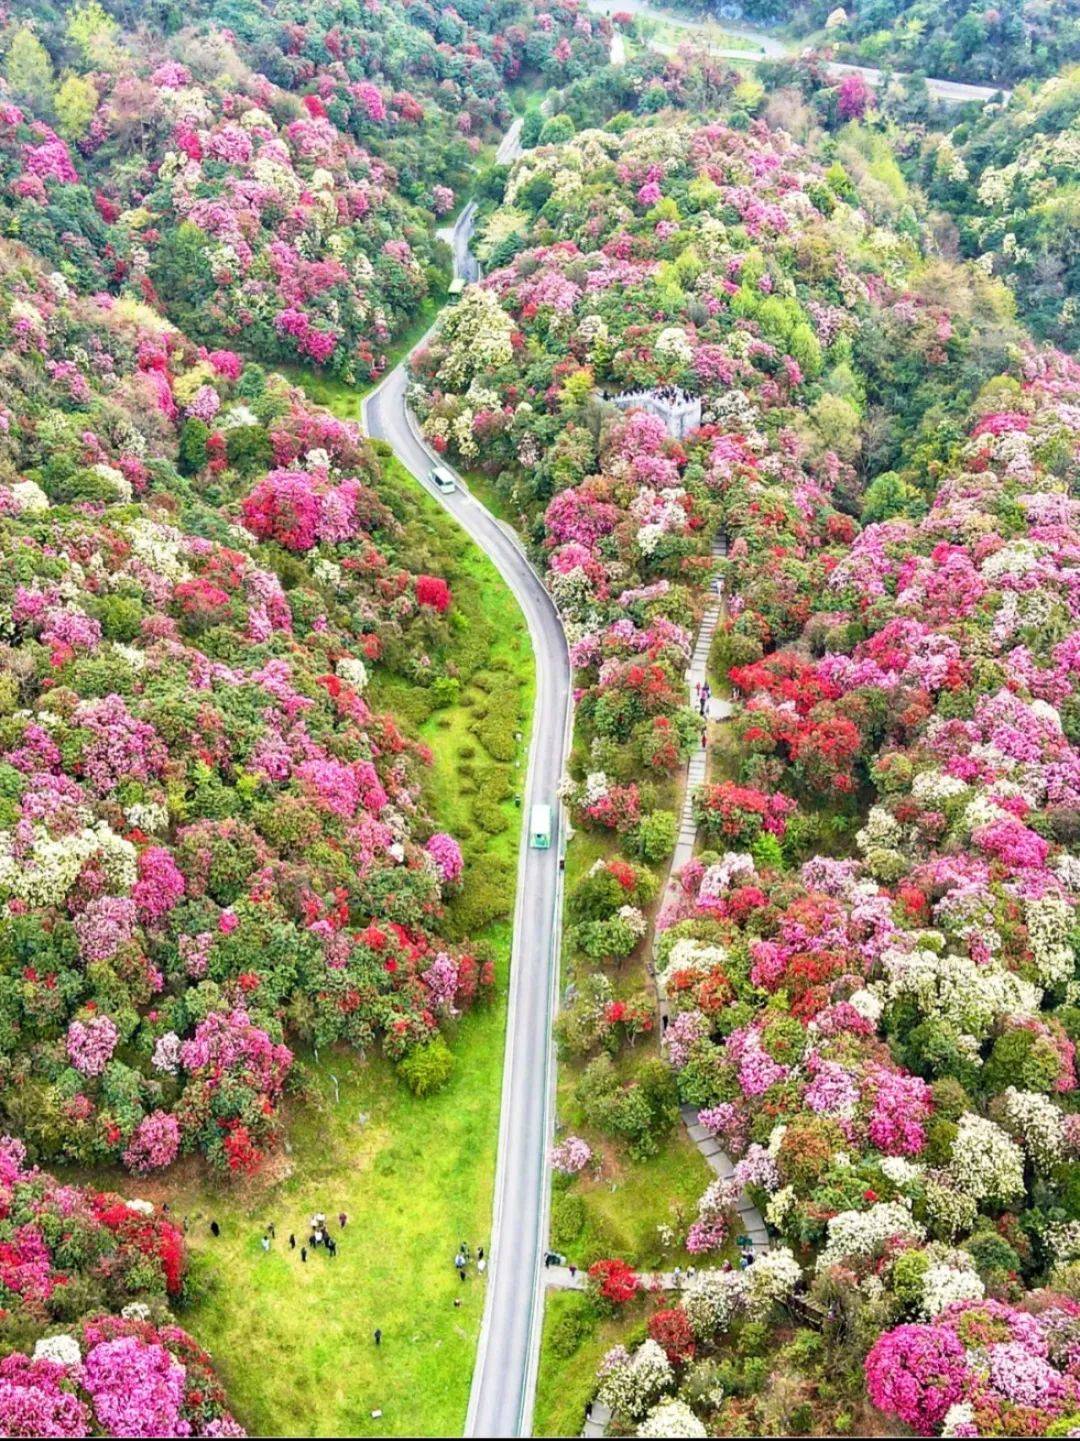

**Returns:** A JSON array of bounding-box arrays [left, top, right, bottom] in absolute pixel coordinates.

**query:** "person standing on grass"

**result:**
[[261, 1235, 270, 1253], [374, 1329, 381, 1347], [289, 1233, 296, 1249], [210, 1220, 220, 1238], [339, 1212, 348, 1229], [301, 1246, 307, 1263]]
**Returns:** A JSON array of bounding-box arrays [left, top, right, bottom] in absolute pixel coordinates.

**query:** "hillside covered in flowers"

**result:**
[[0, 235, 499, 1179], [0, 0, 610, 380], [0, 0, 1077, 1435], [412, 91, 1080, 1436]]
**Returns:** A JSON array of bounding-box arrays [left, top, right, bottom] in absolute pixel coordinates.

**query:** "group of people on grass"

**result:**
[[219, 1208, 353, 1263], [453, 1239, 486, 1282]]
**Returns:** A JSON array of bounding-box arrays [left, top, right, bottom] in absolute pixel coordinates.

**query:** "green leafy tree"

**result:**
[[55, 73, 98, 142], [5, 26, 55, 108]]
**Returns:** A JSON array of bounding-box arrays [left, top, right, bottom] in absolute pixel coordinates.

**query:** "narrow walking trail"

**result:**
[[652, 531, 772, 1254], [574, 534, 770, 1441]]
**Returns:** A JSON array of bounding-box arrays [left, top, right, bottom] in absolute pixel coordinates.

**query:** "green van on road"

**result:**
[[529, 803, 552, 849]]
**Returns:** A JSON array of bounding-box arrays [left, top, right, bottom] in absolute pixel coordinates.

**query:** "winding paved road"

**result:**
[[586, 0, 1011, 103], [363, 115, 572, 1439], [357, 13, 1008, 1430]]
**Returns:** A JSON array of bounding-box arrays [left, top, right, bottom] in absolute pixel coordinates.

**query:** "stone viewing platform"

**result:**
[[608, 386, 702, 440]]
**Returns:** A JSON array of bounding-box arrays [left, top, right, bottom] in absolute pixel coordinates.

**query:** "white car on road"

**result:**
[[432, 465, 457, 494]]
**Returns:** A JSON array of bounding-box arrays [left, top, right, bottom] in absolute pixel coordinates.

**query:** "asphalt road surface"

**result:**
[[363, 114, 572, 1438]]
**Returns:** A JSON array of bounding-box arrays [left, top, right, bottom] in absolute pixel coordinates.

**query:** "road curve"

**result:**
[[363, 115, 572, 1439], [362, 15, 1007, 1429], [585, 0, 1011, 103]]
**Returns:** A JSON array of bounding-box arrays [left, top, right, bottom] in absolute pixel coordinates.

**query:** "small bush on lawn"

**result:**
[[398, 1038, 455, 1096], [549, 1302, 599, 1359], [550, 1191, 586, 1252]]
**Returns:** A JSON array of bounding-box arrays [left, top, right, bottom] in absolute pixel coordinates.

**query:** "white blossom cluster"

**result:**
[[920, 1255, 985, 1317], [877, 944, 1041, 1040], [1025, 892, 1075, 989], [997, 1087, 1066, 1172], [32, 1333, 81, 1368], [0, 820, 137, 906], [597, 1340, 673, 1422], [336, 656, 369, 693], [948, 1113, 1026, 1206], [682, 1247, 802, 1338], [637, 1400, 707, 1438], [816, 1201, 925, 1273]]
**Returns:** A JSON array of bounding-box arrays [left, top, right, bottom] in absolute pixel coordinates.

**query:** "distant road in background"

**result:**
[[585, 0, 1011, 104]]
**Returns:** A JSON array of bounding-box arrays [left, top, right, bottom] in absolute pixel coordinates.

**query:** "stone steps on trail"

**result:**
[[582, 1402, 611, 1439]]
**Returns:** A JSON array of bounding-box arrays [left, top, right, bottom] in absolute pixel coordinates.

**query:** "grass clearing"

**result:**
[[161, 1024, 508, 1438]]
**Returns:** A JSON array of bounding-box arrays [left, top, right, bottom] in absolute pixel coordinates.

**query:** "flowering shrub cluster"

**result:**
[[0, 1315, 243, 1438], [0, 1133, 242, 1436], [0, 0, 610, 381], [866, 1295, 1080, 1436], [0, 242, 490, 1174]]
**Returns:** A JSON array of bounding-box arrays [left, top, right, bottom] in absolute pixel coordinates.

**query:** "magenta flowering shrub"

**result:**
[[0, 1315, 244, 1439], [0, 1355, 92, 1438], [123, 1111, 182, 1175], [81, 1335, 187, 1437], [864, 1322, 971, 1434], [425, 832, 464, 888], [867, 1297, 1080, 1436], [66, 1015, 119, 1078], [0, 242, 483, 1176]]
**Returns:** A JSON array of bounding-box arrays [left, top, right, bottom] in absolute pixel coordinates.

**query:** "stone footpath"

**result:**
[[576, 532, 771, 1438]]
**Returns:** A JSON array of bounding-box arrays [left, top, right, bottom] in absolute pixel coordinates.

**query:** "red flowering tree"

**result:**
[[416, 574, 452, 612], [647, 1307, 696, 1364], [588, 1257, 640, 1310]]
